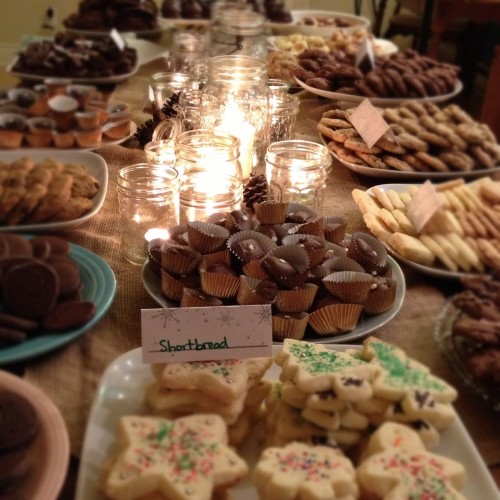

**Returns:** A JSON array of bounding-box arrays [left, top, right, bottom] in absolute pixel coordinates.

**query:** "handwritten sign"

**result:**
[[141, 305, 273, 363], [110, 29, 125, 51], [407, 180, 442, 233], [355, 37, 375, 73], [348, 99, 391, 148]]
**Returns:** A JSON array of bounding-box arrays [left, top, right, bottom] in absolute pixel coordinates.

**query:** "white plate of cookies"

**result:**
[[355, 178, 500, 278], [76, 341, 500, 500], [0, 150, 108, 232]]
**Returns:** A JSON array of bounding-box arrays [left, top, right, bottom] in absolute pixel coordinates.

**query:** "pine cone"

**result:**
[[161, 91, 181, 118], [243, 173, 268, 209], [134, 118, 159, 148]]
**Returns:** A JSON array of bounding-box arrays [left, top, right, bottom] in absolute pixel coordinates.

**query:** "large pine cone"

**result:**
[[243, 173, 268, 210]]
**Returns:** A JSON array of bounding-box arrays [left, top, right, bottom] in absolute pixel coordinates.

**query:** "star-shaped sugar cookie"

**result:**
[[103, 414, 248, 500], [363, 337, 458, 403], [152, 356, 273, 404], [253, 442, 358, 500], [275, 339, 380, 401]]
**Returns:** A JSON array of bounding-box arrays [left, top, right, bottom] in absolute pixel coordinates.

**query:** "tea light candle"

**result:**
[[145, 228, 170, 242]]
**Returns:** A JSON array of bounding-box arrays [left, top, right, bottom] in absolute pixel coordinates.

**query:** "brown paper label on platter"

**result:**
[[348, 98, 392, 148], [407, 180, 442, 234]]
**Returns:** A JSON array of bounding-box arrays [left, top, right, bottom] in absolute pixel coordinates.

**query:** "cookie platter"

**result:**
[[0, 236, 116, 364], [0, 370, 70, 499], [141, 253, 406, 344], [75, 344, 500, 500], [0, 151, 108, 232]]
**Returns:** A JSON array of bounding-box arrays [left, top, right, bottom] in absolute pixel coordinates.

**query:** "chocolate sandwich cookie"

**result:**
[[29, 235, 70, 257], [41, 301, 96, 332], [0, 391, 38, 453], [2, 261, 59, 320], [0, 235, 32, 259], [49, 259, 81, 297]]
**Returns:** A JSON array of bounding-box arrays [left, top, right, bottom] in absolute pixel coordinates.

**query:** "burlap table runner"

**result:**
[[23, 63, 500, 481]]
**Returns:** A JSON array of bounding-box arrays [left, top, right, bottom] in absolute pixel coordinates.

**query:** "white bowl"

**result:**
[[269, 10, 370, 37]]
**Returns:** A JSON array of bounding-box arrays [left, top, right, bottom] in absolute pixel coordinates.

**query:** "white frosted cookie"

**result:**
[[253, 442, 358, 500], [357, 423, 466, 499], [103, 414, 248, 500]]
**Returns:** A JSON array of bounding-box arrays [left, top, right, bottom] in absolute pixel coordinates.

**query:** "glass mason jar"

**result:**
[[210, 11, 268, 60], [200, 55, 270, 180], [148, 72, 199, 109], [117, 164, 179, 265], [269, 93, 300, 143], [265, 140, 331, 213]]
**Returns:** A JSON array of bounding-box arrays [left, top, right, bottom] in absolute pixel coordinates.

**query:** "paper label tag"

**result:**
[[407, 180, 442, 233], [110, 29, 126, 51], [355, 37, 375, 73], [348, 99, 391, 148], [141, 305, 273, 363]]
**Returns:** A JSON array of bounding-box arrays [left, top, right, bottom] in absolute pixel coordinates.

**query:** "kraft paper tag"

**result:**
[[110, 29, 126, 51], [348, 99, 391, 148], [407, 180, 442, 234], [141, 305, 273, 363], [355, 37, 375, 73]]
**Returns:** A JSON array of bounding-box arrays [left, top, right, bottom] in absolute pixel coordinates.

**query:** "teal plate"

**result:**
[[0, 241, 116, 365]]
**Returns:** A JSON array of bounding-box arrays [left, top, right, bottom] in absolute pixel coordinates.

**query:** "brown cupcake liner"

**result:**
[[292, 217, 325, 237], [363, 278, 397, 315], [320, 256, 364, 274], [224, 209, 260, 233], [167, 224, 190, 245], [254, 201, 288, 224], [263, 245, 310, 289], [180, 288, 223, 307], [237, 276, 277, 305], [347, 231, 388, 273], [286, 202, 318, 220], [199, 249, 231, 269], [161, 245, 201, 275], [160, 269, 200, 303], [227, 230, 277, 264], [242, 258, 269, 280], [200, 269, 240, 299], [308, 303, 363, 335], [281, 234, 328, 267], [272, 312, 309, 340], [323, 216, 348, 244], [322, 271, 374, 303], [274, 283, 318, 313], [187, 221, 230, 254], [275, 223, 300, 242], [323, 242, 348, 260]]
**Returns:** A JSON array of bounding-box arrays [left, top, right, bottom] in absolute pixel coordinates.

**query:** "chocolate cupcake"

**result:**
[[199, 249, 231, 269], [242, 259, 269, 280], [228, 230, 277, 266], [322, 271, 374, 303], [272, 312, 309, 340], [308, 303, 363, 335], [236, 276, 278, 305], [282, 234, 328, 267], [323, 216, 348, 244], [260, 245, 309, 289], [253, 201, 288, 225], [161, 242, 201, 275], [274, 283, 318, 313], [180, 288, 223, 308], [225, 209, 260, 233], [363, 277, 397, 315], [285, 202, 318, 223], [187, 221, 230, 254], [347, 232, 388, 274], [199, 262, 240, 299], [160, 269, 200, 303]]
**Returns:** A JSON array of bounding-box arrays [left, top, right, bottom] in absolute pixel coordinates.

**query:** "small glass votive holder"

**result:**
[[268, 78, 290, 96], [117, 164, 179, 265], [179, 171, 242, 224], [269, 93, 300, 143], [265, 140, 331, 213], [144, 140, 176, 168], [170, 31, 208, 74], [148, 72, 199, 109]]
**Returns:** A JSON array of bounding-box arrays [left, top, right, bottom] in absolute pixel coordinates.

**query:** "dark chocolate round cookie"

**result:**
[[2, 261, 59, 320], [49, 260, 81, 297], [0, 235, 32, 259], [29, 236, 70, 257], [41, 301, 96, 332], [0, 391, 38, 453]]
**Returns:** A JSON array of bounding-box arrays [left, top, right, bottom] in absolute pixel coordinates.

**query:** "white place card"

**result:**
[[407, 180, 442, 233], [349, 98, 391, 148], [110, 29, 126, 51], [141, 305, 273, 363]]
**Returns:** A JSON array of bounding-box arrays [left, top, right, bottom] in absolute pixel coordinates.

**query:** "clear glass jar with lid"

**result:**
[[265, 140, 332, 213], [200, 55, 270, 180], [209, 11, 268, 60]]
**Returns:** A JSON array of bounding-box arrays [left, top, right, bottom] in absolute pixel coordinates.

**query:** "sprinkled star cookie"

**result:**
[[357, 422, 466, 499], [253, 442, 358, 500], [103, 414, 248, 500], [275, 339, 380, 401]]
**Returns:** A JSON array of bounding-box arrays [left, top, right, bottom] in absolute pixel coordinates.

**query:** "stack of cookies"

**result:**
[[319, 102, 500, 174], [265, 338, 457, 450], [146, 356, 273, 445], [353, 176, 500, 272]]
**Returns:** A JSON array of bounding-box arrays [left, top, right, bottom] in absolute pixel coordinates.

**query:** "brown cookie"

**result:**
[[355, 151, 389, 170], [402, 154, 430, 172], [0, 234, 32, 258], [469, 145, 496, 169], [50, 259, 81, 297], [2, 261, 59, 320], [0, 312, 38, 332], [30, 235, 70, 256], [25, 166, 53, 188], [0, 391, 38, 452], [5, 184, 48, 226], [382, 155, 414, 172], [69, 174, 100, 199], [439, 151, 474, 172], [417, 131, 452, 149], [50, 197, 93, 222], [344, 138, 382, 155], [375, 137, 407, 155], [0, 187, 26, 222], [395, 133, 428, 153], [415, 152, 449, 172], [41, 301, 96, 332]]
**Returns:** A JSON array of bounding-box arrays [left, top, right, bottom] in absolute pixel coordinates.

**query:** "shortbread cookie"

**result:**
[[103, 414, 248, 500], [253, 442, 358, 500], [357, 422, 466, 499], [152, 357, 272, 404]]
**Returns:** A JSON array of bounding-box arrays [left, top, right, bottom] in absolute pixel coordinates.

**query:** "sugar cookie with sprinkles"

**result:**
[[102, 414, 248, 500], [253, 442, 358, 500], [275, 339, 380, 402], [357, 422, 466, 499]]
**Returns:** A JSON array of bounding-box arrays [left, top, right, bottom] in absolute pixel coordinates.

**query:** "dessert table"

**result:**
[[3, 58, 498, 494]]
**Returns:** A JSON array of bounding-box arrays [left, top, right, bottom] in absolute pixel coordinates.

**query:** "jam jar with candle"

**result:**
[[265, 140, 331, 213], [199, 55, 270, 181]]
